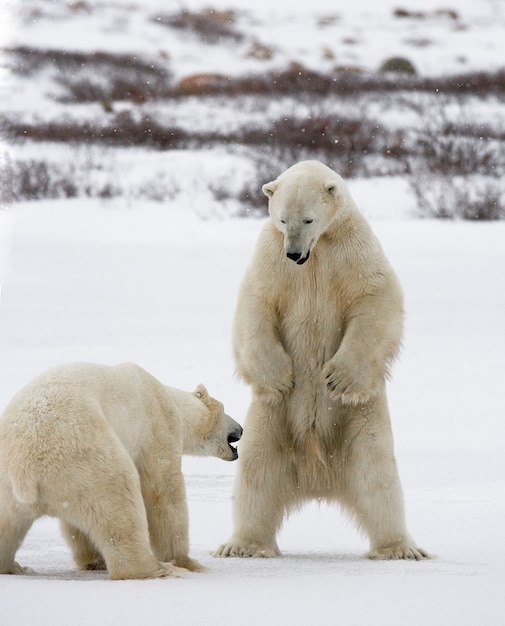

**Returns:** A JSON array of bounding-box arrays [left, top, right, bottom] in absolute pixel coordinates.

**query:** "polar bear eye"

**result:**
[[304, 219, 313, 224], [280, 219, 286, 224]]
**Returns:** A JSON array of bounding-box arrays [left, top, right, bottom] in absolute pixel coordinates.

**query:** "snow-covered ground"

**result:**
[[1, 0, 505, 624], [3, 0, 505, 80], [0, 193, 504, 626], [3, 0, 505, 207]]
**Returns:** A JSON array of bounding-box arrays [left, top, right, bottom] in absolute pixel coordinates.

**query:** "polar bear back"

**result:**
[[0, 362, 179, 506], [1, 363, 165, 457]]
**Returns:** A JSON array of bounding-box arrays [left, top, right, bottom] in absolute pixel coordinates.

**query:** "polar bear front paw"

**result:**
[[213, 541, 279, 558], [322, 358, 378, 405], [243, 347, 294, 398], [257, 379, 294, 400], [367, 543, 431, 561]]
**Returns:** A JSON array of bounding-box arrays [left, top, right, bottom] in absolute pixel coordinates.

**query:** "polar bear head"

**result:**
[[262, 160, 347, 265], [189, 384, 243, 461]]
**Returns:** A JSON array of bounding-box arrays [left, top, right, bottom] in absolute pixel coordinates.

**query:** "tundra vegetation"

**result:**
[[1, 7, 504, 219]]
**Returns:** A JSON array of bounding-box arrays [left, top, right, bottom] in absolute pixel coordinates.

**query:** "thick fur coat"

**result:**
[[0, 362, 242, 579], [215, 161, 428, 560]]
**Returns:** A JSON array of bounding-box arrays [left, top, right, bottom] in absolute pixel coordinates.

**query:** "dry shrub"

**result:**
[[175, 73, 231, 96], [153, 9, 243, 43], [8, 46, 505, 103], [8, 47, 172, 103], [267, 115, 382, 154], [236, 111, 407, 179], [379, 57, 417, 75], [3, 112, 192, 149], [10, 47, 168, 77], [0, 158, 78, 203], [0, 154, 185, 204], [411, 176, 505, 220], [393, 8, 459, 20], [2, 108, 398, 166], [409, 97, 505, 220], [167, 66, 505, 99], [235, 150, 290, 214]]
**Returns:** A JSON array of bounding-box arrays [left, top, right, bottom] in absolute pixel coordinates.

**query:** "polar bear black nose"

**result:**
[[228, 425, 243, 444]]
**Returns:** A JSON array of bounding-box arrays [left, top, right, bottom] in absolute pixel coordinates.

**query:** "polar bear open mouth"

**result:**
[[286, 250, 311, 265], [227, 431, 242, 460]]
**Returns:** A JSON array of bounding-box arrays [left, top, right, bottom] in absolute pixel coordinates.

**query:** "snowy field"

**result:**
[[1, 0, 505, 624], [0, 193, 504, 626], [3, 0, 505, 205], [3, 0, 505, 79]]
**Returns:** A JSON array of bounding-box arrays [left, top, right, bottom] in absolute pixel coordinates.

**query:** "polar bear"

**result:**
[[0, 362, 242, 579], [215, 160, 428, 561]]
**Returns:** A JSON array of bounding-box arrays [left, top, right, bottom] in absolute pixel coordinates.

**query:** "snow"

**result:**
[[4, 0, 505, 79], [1, 196, 505, 626], [4, 0, 505, 207], [1, 0, 505, 624]]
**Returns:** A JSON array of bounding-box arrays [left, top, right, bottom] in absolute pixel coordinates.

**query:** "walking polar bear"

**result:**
[[0, 362, 242, 579], [215, 160, 429, 561]]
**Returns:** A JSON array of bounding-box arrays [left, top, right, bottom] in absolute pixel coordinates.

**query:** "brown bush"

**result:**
[[408, 96, 505, 220], [175, 73, 231, 96], [410, 176, 505, 220], [3, 112, 192, 149], [8, 47, 172, 103], [0, 158, 78, 203], [152, 9, 243, 43]]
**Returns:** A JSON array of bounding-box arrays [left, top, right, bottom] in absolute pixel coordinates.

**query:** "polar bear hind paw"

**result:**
[[158, 562, 188, 577], [110, 562, 187, 580], [367, 543, 431, 561], [213, 541, 279, 558], [172, 555, 208, 572], [83, 559, 106, 571], [1, 561, 35, 575]]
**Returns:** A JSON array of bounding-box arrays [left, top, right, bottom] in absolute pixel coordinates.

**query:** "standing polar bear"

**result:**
[[0, 362, 242, 579], [215, 160, 428, 561]]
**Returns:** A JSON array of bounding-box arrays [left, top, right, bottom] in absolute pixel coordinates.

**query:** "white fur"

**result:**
[[215, 161, 429, 561], [0, 362, 242, 579]]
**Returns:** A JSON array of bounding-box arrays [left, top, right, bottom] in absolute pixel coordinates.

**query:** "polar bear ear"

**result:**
[[194, 384, 209, 401], [262, 181, 278, 198], [324, 180, 339, 197]]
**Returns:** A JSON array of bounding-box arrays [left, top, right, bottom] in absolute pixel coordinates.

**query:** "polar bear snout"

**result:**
[[285, 235, 314, 265], [286, 250, 310, 265]]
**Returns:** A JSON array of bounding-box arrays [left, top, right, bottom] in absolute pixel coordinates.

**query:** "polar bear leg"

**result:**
[[60, 452, 183, 579], [214, 464, 285, 558], [215, 398, 292, 558], [60, 522, 106, 570], [342, 399, 429, 560], [0, 506, 36, 574], [140, 463, 205, 572]]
